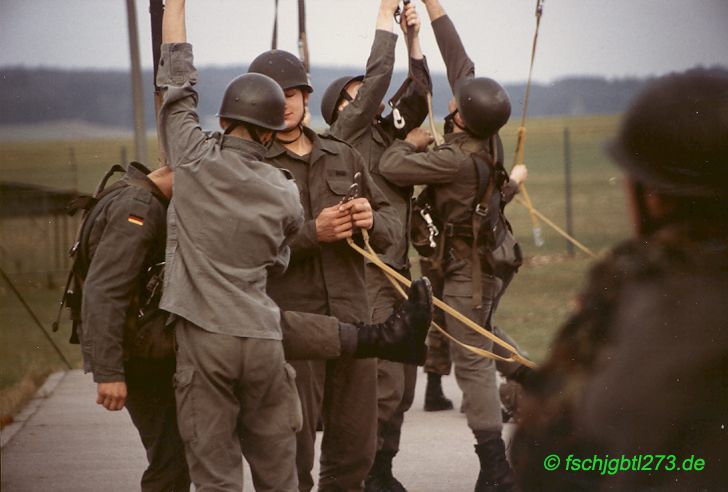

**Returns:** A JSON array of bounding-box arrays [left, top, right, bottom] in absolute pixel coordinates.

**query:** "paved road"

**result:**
[[1, 369, 514, 491]]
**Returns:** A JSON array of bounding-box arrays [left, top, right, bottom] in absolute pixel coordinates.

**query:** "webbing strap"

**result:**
[[511, 0, 545, 246], [470, 138, 498, 309], [515, 196, 597, 257], [505, 1, 596, 257], [52, 165, 126, 332], [348, 232, 536, 369]]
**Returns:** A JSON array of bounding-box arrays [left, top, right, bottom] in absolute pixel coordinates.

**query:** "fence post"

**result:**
[[564, 127, 575, 257]]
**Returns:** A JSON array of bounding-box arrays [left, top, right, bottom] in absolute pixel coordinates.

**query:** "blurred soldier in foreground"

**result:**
[[513, 68, 728, 491]]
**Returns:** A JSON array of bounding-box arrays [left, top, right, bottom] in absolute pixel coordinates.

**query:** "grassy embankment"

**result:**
[[0, 114, 628, 417]]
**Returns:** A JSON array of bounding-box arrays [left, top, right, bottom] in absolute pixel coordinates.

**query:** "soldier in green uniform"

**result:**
[[157, 1, 307, 489], [319, 1, 431, 489], [80, 163, 188, 492], [378, 0, 529, 489], [248, 41, 402, 491], [421, 255, 455, 412], [512, 68, 728, 491], [80, 162, 430, 491]]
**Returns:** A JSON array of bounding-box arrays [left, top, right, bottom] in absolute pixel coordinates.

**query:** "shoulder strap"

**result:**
[[472, 136, 499, 217], [470, 137, 500, 309], [52, 164, 127, 334]]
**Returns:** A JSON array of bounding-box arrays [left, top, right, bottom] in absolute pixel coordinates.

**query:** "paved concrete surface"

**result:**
[[1, 369, 514, 491]]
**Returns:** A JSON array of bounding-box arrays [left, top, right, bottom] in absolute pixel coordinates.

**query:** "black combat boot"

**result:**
[[474, 434, 518, 492], [364, 450, 407, 492], [424, 372, 454, 411], [508, 365, 535, 387], [353, 277, 432, 365]]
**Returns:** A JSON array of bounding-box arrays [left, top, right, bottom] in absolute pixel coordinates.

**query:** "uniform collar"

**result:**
[[221, 134, 267, 161], [444, 131, 488, 153], [267, 126, 342, 162]]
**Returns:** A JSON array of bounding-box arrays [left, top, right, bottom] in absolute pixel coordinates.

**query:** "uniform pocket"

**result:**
[[283, 363, 303, 433], [173, 366, 197, 442], [326, 175, 353, 196]]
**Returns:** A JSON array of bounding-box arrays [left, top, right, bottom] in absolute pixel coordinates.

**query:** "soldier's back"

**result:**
[[514, 230, 728, 491]]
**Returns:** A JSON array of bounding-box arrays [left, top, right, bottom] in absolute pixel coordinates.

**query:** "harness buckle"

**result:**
[[474, 204, 489, 217], [392, 107, 405, 130], [419, 207, 439, 248]]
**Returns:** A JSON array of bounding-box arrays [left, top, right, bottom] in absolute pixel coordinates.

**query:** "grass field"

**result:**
[[0, 114, 630, 414]]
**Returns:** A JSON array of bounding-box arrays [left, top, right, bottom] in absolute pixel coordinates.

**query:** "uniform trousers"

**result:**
[[291, 355, 377, 491], [174, 318, 301, 492], [420, 259, 452, 376], [365, 264, 417, 455], [444, 261, 510, 434], [125, 358, 190, 492]]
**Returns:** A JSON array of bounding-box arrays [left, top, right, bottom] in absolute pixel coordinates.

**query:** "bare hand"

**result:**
[[97, 381, 127, 411], [400, 2, 421, 35], [316, 205, 353, 242], [340, 198, 374, 230], [510, 164, 528, 185], [405, 127, 434, 151]]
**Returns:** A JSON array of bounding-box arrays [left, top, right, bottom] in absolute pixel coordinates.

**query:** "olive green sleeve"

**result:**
[[379, 139, 461, 187], [82, 189, 165, 382], [357, 152, 400, 254], [330, 30, 398, 144], [431, 15, 475, 91]]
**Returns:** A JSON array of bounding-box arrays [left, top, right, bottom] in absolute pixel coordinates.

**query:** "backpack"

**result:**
[[52, 163, 168, 355]]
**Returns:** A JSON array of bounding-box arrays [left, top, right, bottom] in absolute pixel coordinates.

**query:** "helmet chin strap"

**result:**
[[443, 109, 466, 135], [223, 121, 240, 135], [226, 120, 263, 145], [276, 124, 303, 144]]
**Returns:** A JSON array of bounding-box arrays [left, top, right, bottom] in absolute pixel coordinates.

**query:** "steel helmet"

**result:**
[[216, 73, 287, 131], [320, 75, 364, 125], [608, 68, 728, 198], [248, 50, 313, 93], [454, 77, 511, 138]]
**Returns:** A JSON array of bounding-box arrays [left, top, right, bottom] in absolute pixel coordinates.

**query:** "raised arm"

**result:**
[[329, 0, 400, 142], [156, 0, 209, 168], [162, 0, 186, 43], [380, 2, 431, 139], [423, 0, 474, 90], [378, 137, 462, 187]]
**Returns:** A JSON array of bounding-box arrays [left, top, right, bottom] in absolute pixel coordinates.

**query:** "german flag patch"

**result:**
[[128, 215, 145, 226]]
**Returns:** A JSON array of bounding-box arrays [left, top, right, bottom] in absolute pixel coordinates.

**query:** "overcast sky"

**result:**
[[2, 0, 727, 83]]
